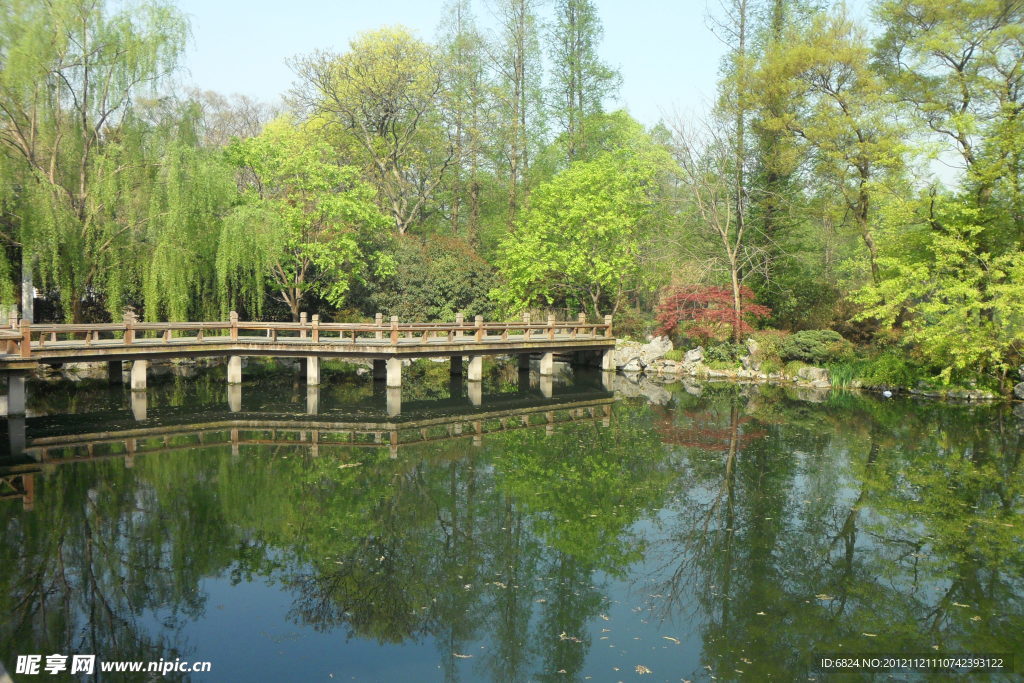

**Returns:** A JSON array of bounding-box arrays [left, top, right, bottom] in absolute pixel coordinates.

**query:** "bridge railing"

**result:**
[[2, 312, 613, 359]]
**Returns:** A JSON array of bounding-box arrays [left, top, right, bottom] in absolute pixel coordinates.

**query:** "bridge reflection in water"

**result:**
[[0, 370, 614, 507]]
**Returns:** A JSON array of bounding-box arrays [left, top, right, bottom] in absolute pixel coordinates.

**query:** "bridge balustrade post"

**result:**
[[20, 320, 31, 358], [390, 316, 399, 344], [474, 315, 483, 342], [375, 313, 383, 340], [299, 312, 307, 338], [523, 312, 532, 340], [455, 312, 464, 339], [547, 314, 555, 340], [576, 313, 585, 338], [311, 314, 320, 342], [604, 314, 613, 338], [230, 311, 238, 340], [123, 312, 135, 344]]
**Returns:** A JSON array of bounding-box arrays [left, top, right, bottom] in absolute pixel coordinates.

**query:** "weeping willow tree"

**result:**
[[216, 116, 391, 321], [0, 0, 189, 321]]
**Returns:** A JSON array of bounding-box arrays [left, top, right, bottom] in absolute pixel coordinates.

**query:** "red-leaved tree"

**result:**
[[655, 285, 770, 342]]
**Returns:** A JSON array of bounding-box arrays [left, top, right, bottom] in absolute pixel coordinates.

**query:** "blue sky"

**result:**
[[172, 0, 872, 128]]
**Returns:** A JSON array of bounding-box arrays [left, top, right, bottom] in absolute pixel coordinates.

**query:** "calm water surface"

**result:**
[[1, 361, 1022, 681]]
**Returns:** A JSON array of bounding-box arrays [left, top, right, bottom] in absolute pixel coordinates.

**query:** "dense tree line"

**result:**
[[0, 0, 1021, 389]]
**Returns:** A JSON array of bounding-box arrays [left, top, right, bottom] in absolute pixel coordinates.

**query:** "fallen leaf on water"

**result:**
[[756, 612, 766, 616], [453, 653, 472, 659], [635, 665, 652, 674], [663, 636, 680, 644]]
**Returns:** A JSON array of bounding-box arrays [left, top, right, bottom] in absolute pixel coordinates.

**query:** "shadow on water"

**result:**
[[0, 363, 1022, 680]]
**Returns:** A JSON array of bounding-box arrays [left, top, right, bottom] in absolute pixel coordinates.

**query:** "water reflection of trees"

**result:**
[[652, 387, 1024, 679]]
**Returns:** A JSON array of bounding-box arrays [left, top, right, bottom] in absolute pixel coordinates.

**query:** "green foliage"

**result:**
[[703, 342, 746, 365], [855, 351, 925, 388], [663, 349, 686, 362], [855, 199, 1024, 385], [355, 236, 495, 320], [777, 329, 853, 365], [492, 133, 674, 318], [217, 117, 390, 319]]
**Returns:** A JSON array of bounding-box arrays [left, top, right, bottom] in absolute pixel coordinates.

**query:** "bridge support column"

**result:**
[[107, 361, 123, 385], [467, 356, 483, 382], [601, 349, 615, 372], [386, 358, 402, 388], [306, 356, 320, 386], [450, 355, 463, 376], [228, 384, 242, 413], [518, 354, 531, 371], [372, 359, 386, 382], [130, 391, 147, 421], [130, 360, 147, 391], [386, 387, 401, 416], [539, 352, 555, 376], [468, 380, 482, 406], [540, 374, 553, 399], [6, 374, 26, 416], [601, 370, 614, 391], [7, 415, 25, 457], [306, 386, 319, 415], [227, 356, 242, 384]]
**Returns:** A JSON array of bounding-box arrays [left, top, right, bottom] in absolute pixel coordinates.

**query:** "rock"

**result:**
[[1014, 382, 1024, 400], [741, 338, 761, 371], [609, 374, 673, 405], [796, 366, 830, 383], [620, 358, 643, 373], [683, 346, 704, 363], [638, 336, 673, 366]]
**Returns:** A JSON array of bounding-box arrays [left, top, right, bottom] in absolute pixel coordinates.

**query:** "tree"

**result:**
[[216, 117, 390, 320], [290, 27, 452, 235], [488, 0, 545, 227], [655, 284, 770, 342], [492, 136, 672, 319], [0, 0, 189, 321], [547, 0, 620, 162]]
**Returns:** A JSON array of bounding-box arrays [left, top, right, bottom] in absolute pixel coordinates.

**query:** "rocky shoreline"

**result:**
[[608, 337, 1003, 403]]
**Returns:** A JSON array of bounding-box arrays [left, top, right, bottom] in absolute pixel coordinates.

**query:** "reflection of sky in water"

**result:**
[[1, 363, 1022, 680]]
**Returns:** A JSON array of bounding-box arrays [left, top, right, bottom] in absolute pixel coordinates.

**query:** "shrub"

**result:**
[[655, 285, 771, 342], [857, 351, 924, 388], [663, 349, 686, 362], [778, 329, 854, 365], [704, 342, 746, 365]]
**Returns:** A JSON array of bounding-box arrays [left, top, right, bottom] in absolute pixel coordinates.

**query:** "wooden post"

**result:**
[[523, 312, 532, 340], [547, 314, 555, 340], [20, 320, 31, 358], [375, 313, 383, 340], [604, 314, 613, 338], [390, 315, 399, 344], [311, 314, 320, 342], [230, 311, 239, 340], [299, 312, 307, 338], [474, 315, 483, 342]]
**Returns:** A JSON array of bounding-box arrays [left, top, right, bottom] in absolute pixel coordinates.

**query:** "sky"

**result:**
[[172, 0, 873, 129], [169, 1, 718, 127]]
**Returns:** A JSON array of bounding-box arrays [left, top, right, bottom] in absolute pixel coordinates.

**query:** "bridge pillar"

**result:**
[[467, 356, 483, 382], [540, 374, 553, 399], [386, 358, 402, 388], [7, 415, 25, 457], [518, 366, 531, 392], [6, 374, 26, 416], [228, 384, 242, 412], [386, 387, 401, 416], [450, 355, 463, 376], [130, 360, 147, 391], [306, 356, 320, 386], [539, 352, 555, 376], [227, 356, 242, 384], [601, 370, 614, 391], [306, 386, 319, 415], [601, 349, 615, 372], [372, 359, 386, 381], [518, 353, 531, 371], [107, 361, 123, 385], [130, 391, 147, 421], [468, 380, 482, 406]]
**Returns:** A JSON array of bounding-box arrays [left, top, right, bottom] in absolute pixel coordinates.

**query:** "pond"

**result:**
[[1, 361, 1021, 681]]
